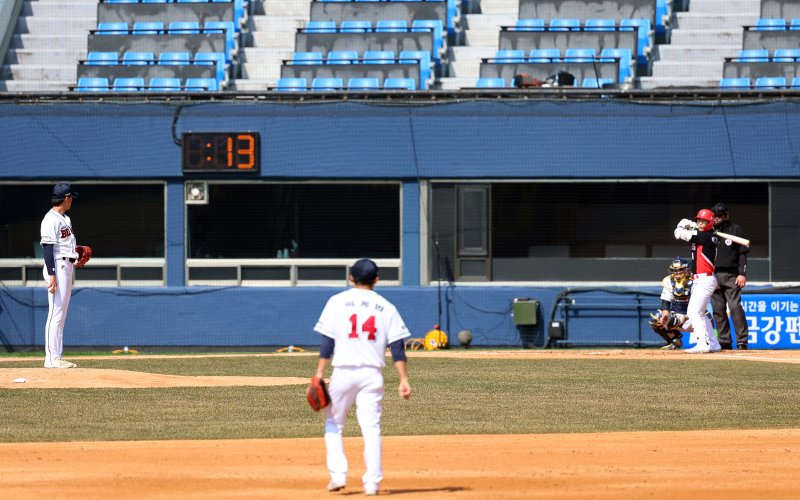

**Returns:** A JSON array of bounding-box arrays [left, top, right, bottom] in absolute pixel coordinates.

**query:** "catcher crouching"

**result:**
[[649, 258, 710, 350]]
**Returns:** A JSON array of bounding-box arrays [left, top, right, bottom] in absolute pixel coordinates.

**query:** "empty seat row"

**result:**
[[735, 49, 800, 61], [512, 17, 648, 32], [475, 77, 614, 88], [287, 50, 431, 87], [491, 47, 633, 82], [275, 77, 417, 91], [95, 21, 236, 57], [302, 19, 444, 59], [719, 77, 800, 89], [511, 17, 651, 66], [75, 76, 219, 91], [86, 50, 223, 65], [752, 18, 800, 30]]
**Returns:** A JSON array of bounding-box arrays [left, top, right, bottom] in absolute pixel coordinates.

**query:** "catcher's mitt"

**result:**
[[75, 245, 92, 268], [306, 377, 330, 412]]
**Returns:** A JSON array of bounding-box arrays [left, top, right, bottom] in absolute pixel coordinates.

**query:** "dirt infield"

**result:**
[[2, 350, 800, 499], [1, 430, 799, 499]]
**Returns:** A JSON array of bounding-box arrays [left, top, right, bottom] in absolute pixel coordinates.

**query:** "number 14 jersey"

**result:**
[[315, 287, 411, 368]]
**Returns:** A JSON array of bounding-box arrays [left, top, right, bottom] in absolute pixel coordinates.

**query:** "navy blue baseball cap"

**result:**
[[350, 259, 379, 283], [53, 183, 78, 199]]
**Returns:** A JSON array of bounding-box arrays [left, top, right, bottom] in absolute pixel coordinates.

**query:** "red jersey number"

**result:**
[[349, 314, 377, 341]]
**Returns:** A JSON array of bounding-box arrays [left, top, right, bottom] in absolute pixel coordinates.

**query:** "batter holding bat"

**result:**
[[674, 209, 722, 353]]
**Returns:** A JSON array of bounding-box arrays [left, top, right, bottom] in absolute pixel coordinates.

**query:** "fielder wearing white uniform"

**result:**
[[313, 259, 411, 496], [40, 183, 80, 369], [674, 209, 721, 354]]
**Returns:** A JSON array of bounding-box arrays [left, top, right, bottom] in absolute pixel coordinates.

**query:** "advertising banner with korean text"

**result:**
[[742, 294, 800, 349]]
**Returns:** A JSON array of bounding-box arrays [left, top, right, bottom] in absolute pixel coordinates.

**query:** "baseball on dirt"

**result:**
[[458, 329, 473, 348]]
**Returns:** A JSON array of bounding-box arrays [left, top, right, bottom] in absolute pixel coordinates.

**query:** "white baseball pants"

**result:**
[[687, 274, 719, 350], [324, 366, 385, 490], [43, 260, 74, 366]]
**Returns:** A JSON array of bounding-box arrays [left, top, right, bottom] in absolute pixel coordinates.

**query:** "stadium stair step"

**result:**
[[644, 0, 759, 89]]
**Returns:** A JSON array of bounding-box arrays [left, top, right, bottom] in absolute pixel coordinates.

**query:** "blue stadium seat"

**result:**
[[585, 19, 616, 31], [755, 77, 786, 89], [399, 50, 431, 89], [719, 77, 750, 88], [327, 51, 359, 64], [549, 18, 581, 31], [363, 50, 395, 64], [107, 0, 138, 3], [96, 22, 129, 35], [528, 48, 559, 62], [476, 77, 506, 88], [132, 22, 164, 35], [347, 77, 380, 90], [177, 0, 207, 2], [291, 51, 324, 65], [86, 51, 119, 65], [494, 49, 526, 63], [792, 77, 800, 88], [376, 20, 408, 32], [564, 48, 596, 62], [204, 21, 236, 59], [738, 49, 769, 62], [792, 19, 800, 30], [383, 77, 416, 90], [773, 48, 800, 62], [169, 22, 201, 34], [112, 77, 145, 91], [340, 20, 372, 33], [514, 19, 545, 31], [600, 47, 633, 82], [305, 21, 337, 33], [581, 77, 614, 88], [194, 52, 226, 82], [142, 0, 170, 3], [311, 77, 344, 91], [275, 77, 307, 91], [620, 18, 651, 67], [76, 77, 109, 92], [122, 51, 154, 65], [411, 19, 444, 60], [754, 18, 787, 31], [185, 77, 219, 91], [159, 52, 191, 65], [149, 78, 182, 91]]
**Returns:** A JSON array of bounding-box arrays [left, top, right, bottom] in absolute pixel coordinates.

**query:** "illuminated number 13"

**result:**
[[349, 314, 377, 341]]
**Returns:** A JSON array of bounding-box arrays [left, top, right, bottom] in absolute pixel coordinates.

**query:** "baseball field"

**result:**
[[2, 349, 800, 499]]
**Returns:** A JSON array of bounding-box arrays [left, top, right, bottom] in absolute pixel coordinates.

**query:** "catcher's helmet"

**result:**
[[669, 257, 690, 278]]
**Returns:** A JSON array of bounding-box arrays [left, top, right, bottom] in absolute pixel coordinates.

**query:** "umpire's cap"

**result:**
[[350, 259, 379, 284], [711, 202, 728, 216], [52, 183, 79, 199]]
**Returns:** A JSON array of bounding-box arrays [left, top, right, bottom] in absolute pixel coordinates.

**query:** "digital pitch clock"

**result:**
[[182, 132, 260, 173]]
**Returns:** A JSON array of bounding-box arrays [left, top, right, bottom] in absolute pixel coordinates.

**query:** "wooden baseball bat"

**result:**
[[715, 231, 750, 247]]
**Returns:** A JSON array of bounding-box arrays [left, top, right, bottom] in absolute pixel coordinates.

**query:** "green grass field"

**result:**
[[2, 354, 800, 443]]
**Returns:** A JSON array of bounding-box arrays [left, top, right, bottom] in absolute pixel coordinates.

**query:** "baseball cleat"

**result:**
[[684, 346, 711, 354], [660, 344, 677, 350], [364, 484, 379, 496], [45, 359, 77, 368], [327, 481, 346, 492]]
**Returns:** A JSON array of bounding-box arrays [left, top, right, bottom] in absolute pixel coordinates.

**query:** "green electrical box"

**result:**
[[512, 298, 538, 326]]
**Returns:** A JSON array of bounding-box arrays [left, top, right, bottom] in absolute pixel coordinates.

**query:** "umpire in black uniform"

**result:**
[[710, 203, 750, 350]]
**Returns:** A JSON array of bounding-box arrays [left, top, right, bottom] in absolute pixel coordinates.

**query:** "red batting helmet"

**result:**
[[695, 208, 715, 230]]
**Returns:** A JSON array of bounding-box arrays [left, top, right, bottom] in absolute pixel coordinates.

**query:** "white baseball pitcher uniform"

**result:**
[[314, 287, 411, 492], [40, 208, 78, 367]]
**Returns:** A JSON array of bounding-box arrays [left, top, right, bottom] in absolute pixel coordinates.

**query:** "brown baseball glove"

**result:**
[[306, 377, 330, 412], [75, 245, 92, 268]]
